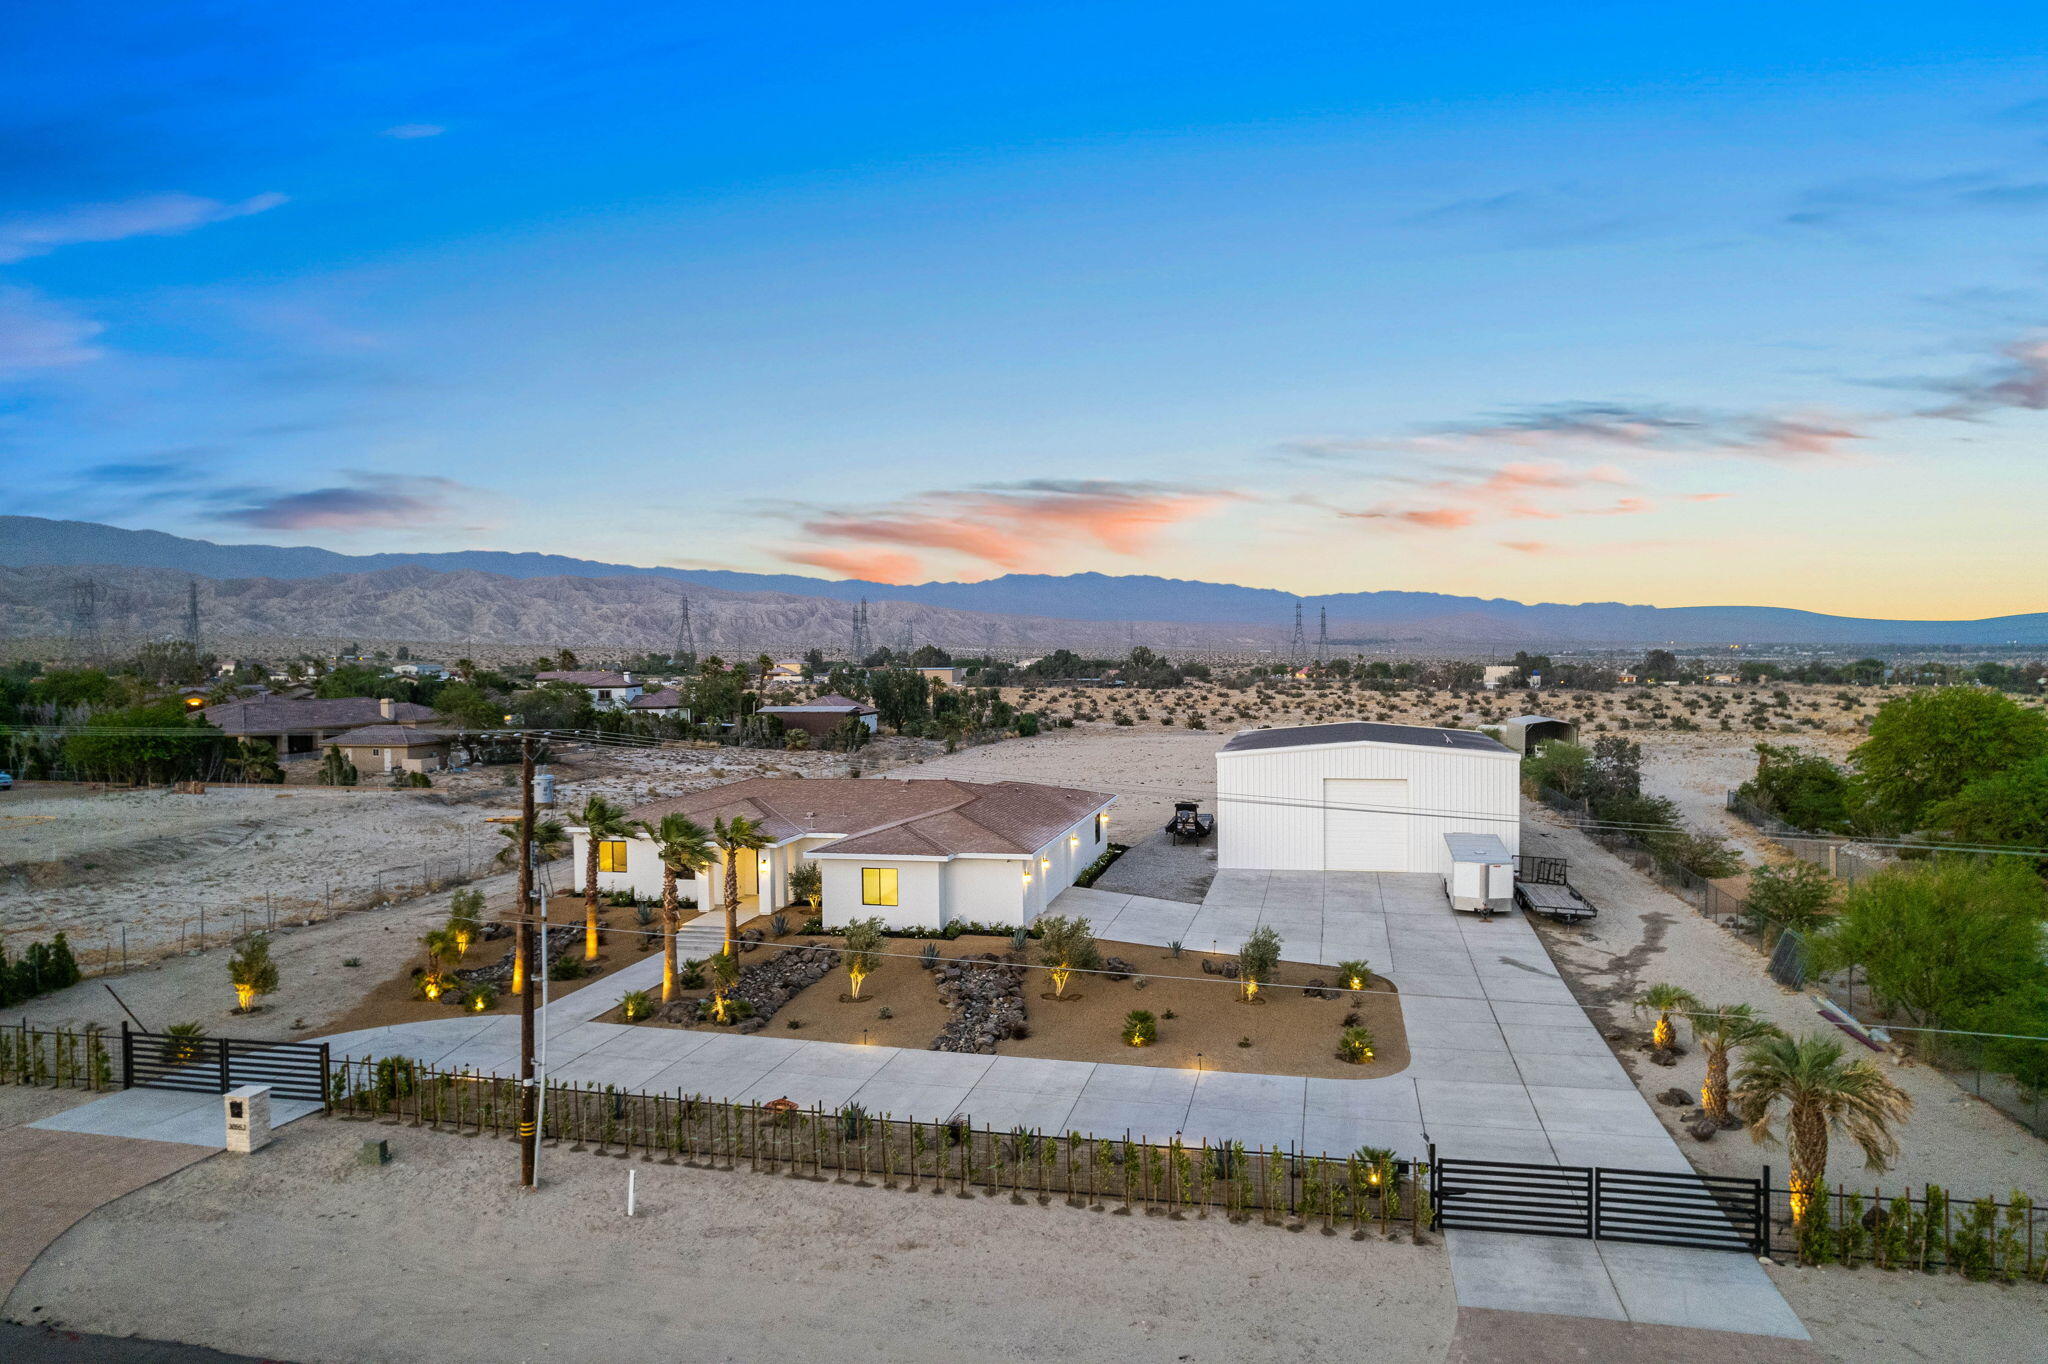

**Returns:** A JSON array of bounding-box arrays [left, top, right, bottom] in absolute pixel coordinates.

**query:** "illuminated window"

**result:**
[[861, 867, 898, 906], [598, 840, 630, 873]]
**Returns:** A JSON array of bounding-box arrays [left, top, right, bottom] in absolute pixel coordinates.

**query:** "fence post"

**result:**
[[320, 1043, 332, 1115], [217, 1037, 231, 1094], [120, 1020, 132, 1090]]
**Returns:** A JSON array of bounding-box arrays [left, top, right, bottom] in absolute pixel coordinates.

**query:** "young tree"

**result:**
[[1734, 1032, 1913, 1224], [316, 744, 358, 787], [1737, 743, 1859, 833], [1811, 859, 2047, 1027], [1236, 926, 1283, 1001], [570, 796, 634, 960], [1686, 1003, 1784, 1126], [1520, 740, 1591, 798], [1741, 860, 1839, 940], [229, 935, 280, 1012], [446, 888, 485, 956], [1035, 914, 1099, 998], [642, 813, 715, 1002], [1853, 687, 2048, 831], [712, 814, 772, 954], [841, 916, 885, 1000], [788, 860, 823, 909], [1631, 982, 1700, 1051]]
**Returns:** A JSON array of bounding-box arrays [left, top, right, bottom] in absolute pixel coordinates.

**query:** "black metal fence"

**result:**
[[328, 1056, 1435, 1235], [120, 1022, 330, 1104]]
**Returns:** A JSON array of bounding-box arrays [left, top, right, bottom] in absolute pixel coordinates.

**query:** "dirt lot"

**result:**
[[4, 1111, 1457, 1364], [613, 934, 1405, 1079]]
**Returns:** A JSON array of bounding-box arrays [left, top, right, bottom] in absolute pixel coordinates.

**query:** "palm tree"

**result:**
[[641, 813, 714, 1002], [1631, 982, 1701, 1052], [1686, 1003, 1785, 1126], [712, 814, 773, 953], [453, 657, 477, 682], [1734, 1032, 1913, 1224], [495, 817, 569, 869], [576, 796, 634, 961]]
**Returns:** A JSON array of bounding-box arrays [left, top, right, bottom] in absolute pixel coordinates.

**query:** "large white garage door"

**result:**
[[1323, 778, 1409, 871]]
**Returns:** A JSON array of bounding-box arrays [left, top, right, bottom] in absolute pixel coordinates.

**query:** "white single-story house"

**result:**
[[535, 670, 644, 708], [1215, 721, 1520, 880], [329, 723, 454, 774], [568, 776, 1116, 931], [391, 661, 450, 679], [1481, 664, 1518, 690]]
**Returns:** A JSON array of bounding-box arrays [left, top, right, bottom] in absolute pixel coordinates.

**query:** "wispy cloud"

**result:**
[[779, 479, 1233, 580], [381, 123, 446, 139], [1914, 335, 2048, 418], [1293, 402, 1865, 465], [0, 286, 102, 373], [213, 473, 471, 531], [1784, 171, 2048, 228], [0, 191, 287, 263]]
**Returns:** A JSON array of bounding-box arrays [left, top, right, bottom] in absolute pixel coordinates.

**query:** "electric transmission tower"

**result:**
[[850, 598, 871, 663], [1316, 606, 1329, 665], [183, 580, 203, 655], [1288, 601, 1306, 667], [66, 578, 104, 664], [673, 598, 698, 671]]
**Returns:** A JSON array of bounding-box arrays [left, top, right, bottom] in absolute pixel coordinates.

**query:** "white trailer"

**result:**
[[1444, 832, 1515, 915]]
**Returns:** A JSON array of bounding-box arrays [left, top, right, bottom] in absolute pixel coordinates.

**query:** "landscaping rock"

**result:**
[[1101, 956, 1135, 982], [1656, 1088, 1693, 1107], [1686, 1119, 1718, 1142], [931, 953, 1027, 1054], [1649, 1051, 1678, 1067], [1200, 959, 1218, 975]]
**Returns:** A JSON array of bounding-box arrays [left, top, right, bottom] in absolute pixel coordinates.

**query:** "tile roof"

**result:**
[[202, 697, 438, 734], [327, 724, 453, 747], [535, 670, 637, 687], [1220, 721, 1510, 755], [616, 777, 1112, 858], [628, 688, 684, 709]]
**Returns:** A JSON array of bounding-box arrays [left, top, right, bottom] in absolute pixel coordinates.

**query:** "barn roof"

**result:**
[[1220, 721, 1511, 755]]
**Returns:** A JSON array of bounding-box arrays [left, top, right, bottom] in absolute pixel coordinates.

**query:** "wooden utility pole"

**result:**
[[517, 733, 538, 1188]]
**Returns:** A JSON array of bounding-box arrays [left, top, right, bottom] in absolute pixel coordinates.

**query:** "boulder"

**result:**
[[1656, 1088, 1692, 1107], [1686, 1119, 1717, 1142]]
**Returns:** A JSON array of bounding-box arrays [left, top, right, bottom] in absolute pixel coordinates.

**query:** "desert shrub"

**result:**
[[1742, 860, 1838, 939], [619, 989, 654, 1023], [463, 984, 497, 1012], [770, 913, 789, 937], [1337, 1026, 1375, 1064], [919, 943, 940, 971], [1037, 915, 1100, 997], [678, 957, 706, 989], [841, 916, 885, 999], [1122, 1009, 1157, 1046], [1334, 959, 1370, 991], [549, 955, 586, 981], [1236, 926, 1283, 999], [228, 935, 279, 1011]]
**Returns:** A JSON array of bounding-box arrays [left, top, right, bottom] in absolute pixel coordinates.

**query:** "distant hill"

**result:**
[[3, 516, 2042, 646]]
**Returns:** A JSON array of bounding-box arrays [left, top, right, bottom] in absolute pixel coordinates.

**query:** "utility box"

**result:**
[[534, 770, 557, 806], [224, 1084, 273, 1154]]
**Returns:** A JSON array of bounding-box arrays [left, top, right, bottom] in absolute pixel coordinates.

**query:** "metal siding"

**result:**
[[1217, 740, 1519, 873], [1322, 778, 1410, 870]]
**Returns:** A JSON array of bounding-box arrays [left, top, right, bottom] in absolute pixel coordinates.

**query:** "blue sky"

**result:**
[[6, 3, 2048, 616]]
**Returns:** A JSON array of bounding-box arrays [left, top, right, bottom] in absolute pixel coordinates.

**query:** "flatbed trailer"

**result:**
[[1513, 852, 1596, 921]]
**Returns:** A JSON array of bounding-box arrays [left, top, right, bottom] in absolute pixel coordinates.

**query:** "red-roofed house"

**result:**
[[568, 776, 1116, 930]]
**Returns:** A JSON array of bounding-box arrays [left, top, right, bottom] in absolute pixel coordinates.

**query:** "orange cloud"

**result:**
[[777, 479, 1231, 579], [1503, 540, 1553, 554], [781, 546, 925, 583]]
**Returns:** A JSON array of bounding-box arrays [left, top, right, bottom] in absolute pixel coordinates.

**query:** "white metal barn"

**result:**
[[1215, 721, 1521, 879]]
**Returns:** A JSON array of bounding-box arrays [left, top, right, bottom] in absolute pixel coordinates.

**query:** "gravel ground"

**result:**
[[1090, 829, 1218, 904], [1524, 804, 2048, 1198]]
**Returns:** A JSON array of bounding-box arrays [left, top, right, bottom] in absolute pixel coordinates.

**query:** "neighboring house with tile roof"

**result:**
[[755, 693, 878, 738], [568, 776, 1117, 931], [534, 670, 644, 708], [202, 696, 439, 761], [626, 687, 688, 718], [329, 724, 453, 774]]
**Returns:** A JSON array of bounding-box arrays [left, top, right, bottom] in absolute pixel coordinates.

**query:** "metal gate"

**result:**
[[1594, 1166, 1767, 1254], [1433, 1153, 1766, 1255], [1432, 1156, 1594, 1239], [121, 1022, 331, 1105]]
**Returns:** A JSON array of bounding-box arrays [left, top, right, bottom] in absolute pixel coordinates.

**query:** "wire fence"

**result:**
[[326, 1055, 1435, 1235], [0, 852, 507, 990], [1722, 792, 1895, 887]]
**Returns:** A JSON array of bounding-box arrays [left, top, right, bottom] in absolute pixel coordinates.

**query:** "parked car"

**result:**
[[0, 771, 13, 790]]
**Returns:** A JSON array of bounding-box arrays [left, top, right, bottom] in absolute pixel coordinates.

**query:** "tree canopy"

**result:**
[[1852, 688, 2048, 832]]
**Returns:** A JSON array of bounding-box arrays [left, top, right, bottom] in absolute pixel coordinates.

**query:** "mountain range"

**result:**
[[3, 516, 2043, 647]]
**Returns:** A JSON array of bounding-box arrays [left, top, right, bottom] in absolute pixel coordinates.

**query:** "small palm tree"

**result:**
[[712, 814, 772, 954], [576, 796, 634, 960], [641, 813, 714, 1002], [420, 927, 461, 1000], [1687, 1003, 1785, 1126], [495, 818, 568, 869], [1734, 1032, 1913, 1224], [1632, 982, 1701, 1051], [705, 949, 740, 1023]]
